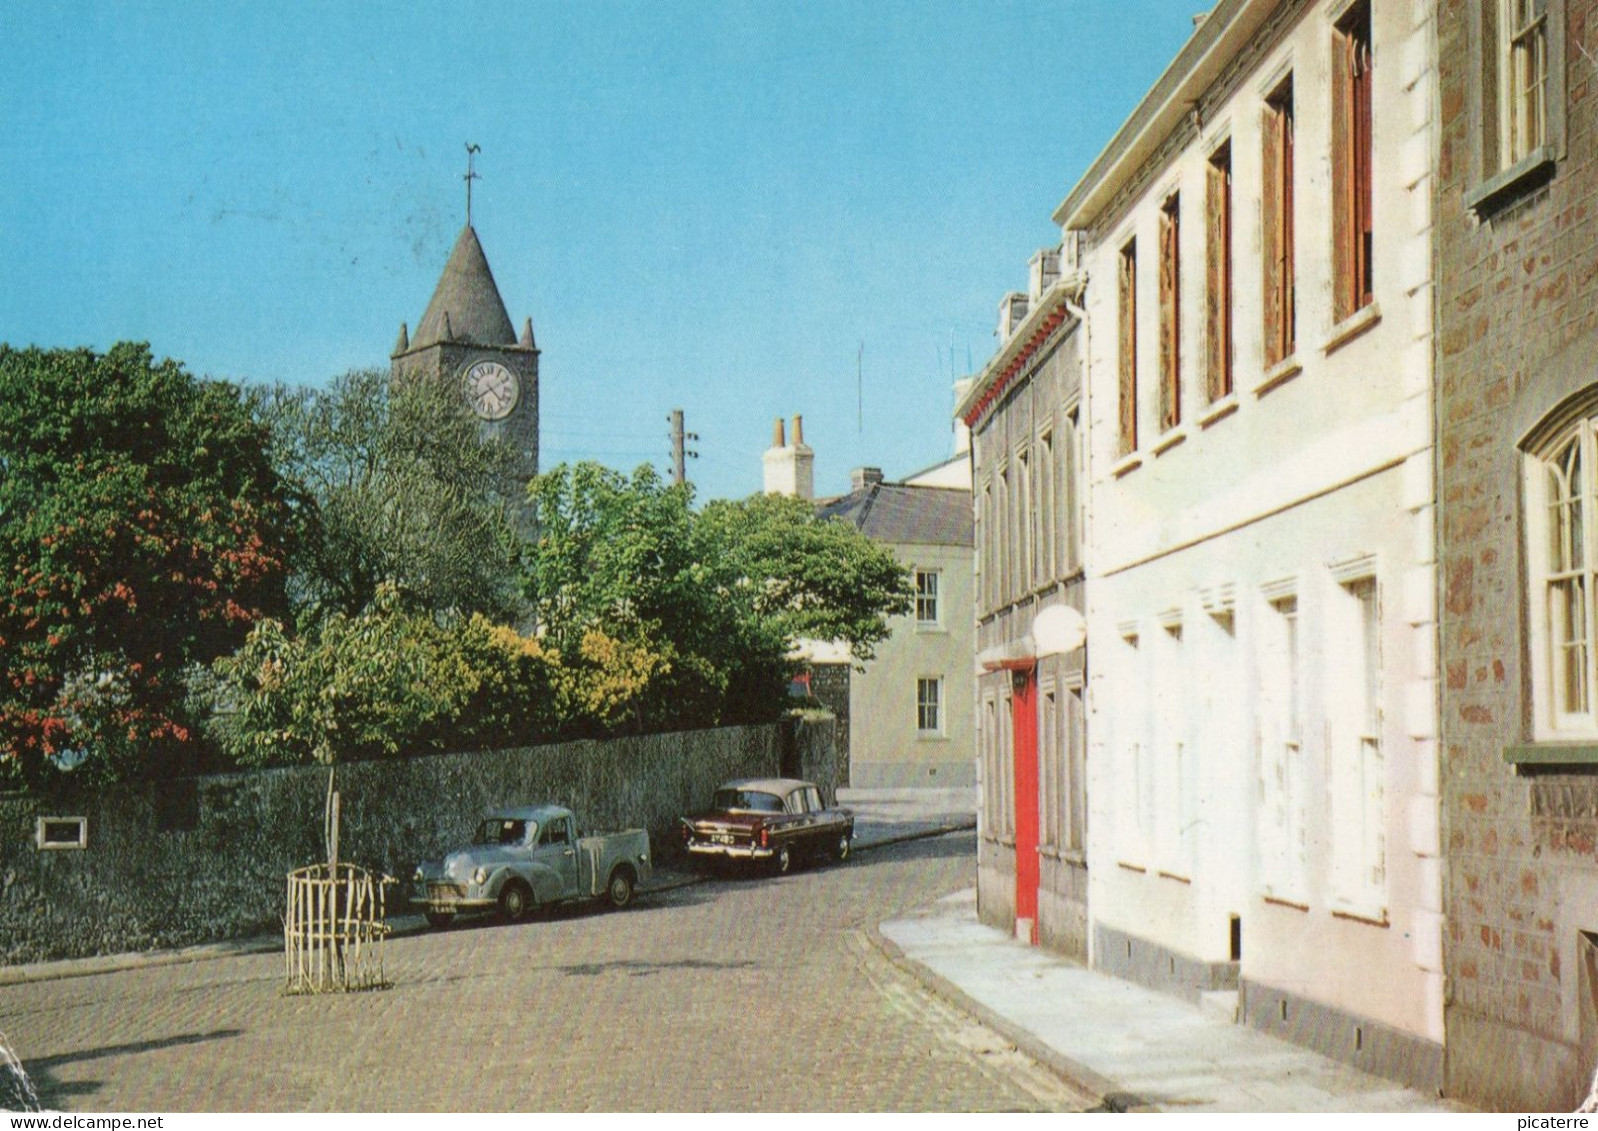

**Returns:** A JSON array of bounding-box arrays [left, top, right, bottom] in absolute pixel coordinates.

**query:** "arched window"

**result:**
[[1527, 414, 1598, 736]]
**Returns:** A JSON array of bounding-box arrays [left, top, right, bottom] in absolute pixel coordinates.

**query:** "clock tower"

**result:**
[[390, 223, 540, 521]]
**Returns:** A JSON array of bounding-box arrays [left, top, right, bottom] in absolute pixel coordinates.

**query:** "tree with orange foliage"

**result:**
[[0, 343, 292, 787]]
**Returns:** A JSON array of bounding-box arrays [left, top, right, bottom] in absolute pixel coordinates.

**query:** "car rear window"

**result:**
[[712, 789, 785, 813]]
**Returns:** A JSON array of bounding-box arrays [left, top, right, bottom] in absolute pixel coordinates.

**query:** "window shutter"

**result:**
[[1262, 108, 1283, 367], [1159, 204, 1179, 433], [1332, 33, 1354, 322], [1119, 247, 1138, 454], [1204, 156, 1229, 402]]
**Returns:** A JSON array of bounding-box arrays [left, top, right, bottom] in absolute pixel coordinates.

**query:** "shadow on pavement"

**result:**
[[27, 1028, 245, 1107]]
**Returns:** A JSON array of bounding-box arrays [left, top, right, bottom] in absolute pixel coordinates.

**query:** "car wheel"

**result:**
[[607, 867, 635, 909], [424, 910, 455, 930], [498, 881, 533, 923], [773, 844, 793, 876], [834, 833, 852, 863]]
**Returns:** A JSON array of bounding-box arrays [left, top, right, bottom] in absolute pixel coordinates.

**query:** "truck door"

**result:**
[[536, 815, 580, 899]]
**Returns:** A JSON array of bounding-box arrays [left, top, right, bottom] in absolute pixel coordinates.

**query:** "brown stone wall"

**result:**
[[0, 719, 830, 966], [1437, 0, 1598, 1108]]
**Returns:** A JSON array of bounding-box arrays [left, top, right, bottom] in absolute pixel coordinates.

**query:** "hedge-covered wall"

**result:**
[[0, 715, 835, 964]]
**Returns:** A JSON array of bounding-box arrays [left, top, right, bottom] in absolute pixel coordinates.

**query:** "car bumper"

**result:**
[[686, 842, 773, 860], [412, 884, 495, 912]]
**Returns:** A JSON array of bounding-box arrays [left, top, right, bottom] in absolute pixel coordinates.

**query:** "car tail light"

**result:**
[[757, 824, 769, 848]]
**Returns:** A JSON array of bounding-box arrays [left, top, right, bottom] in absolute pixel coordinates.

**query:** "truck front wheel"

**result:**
[[498, 881, 533, 923], [606, 867, 635, 909]]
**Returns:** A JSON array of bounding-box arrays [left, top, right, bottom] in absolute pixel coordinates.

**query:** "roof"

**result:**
[[1052, 0, 1274, 231], [718, 778, 812, 795], [410, 225, 517, 349], [816, 482, 973, 547], [486, 804, 569, 822]]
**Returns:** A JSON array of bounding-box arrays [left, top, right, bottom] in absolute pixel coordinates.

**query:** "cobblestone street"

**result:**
[[0, 830, 1091, 1112]]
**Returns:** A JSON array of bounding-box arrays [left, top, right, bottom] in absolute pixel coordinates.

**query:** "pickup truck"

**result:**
[[412, 804, 652, 928]]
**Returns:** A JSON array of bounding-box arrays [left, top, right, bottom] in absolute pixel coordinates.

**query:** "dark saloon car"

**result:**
[[680, 777, 853, 875]]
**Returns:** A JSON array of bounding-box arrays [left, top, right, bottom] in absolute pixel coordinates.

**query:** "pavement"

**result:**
[[0, 785, 1473, 1112]]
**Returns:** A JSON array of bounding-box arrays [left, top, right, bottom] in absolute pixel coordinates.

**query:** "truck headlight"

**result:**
[[473, 866, 490, 885]]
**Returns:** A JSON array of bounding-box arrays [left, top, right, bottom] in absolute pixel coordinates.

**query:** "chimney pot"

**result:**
[[773, 417, 786, 448], [850, 467, 885, 492], [792, 414, 805, 447]]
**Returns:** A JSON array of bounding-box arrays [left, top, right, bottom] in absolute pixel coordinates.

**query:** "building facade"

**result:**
[[766, 422, 976, 789], [1062, 0, 1442, 1088], [957, 249, 1090, 958], [1435, 0, 1598, 1110]]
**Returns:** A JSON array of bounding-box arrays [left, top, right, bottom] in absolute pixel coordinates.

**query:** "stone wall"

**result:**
[[0, 718, 833, 965], [1436, 0, 1598, 1109]]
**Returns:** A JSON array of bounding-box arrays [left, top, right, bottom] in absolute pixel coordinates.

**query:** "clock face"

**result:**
[[463, 360, 519, 421]]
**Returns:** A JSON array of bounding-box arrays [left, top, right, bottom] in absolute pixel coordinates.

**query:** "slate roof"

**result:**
[[411, 225, 517, 348], [815, 482, 973, 547]]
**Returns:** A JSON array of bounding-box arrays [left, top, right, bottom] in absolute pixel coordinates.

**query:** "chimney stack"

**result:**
[[762, 412, 815, 500], [850, 467, 885, 492]]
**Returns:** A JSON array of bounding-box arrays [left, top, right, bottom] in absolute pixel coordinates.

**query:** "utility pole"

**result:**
[[669, 408, 698, 486]]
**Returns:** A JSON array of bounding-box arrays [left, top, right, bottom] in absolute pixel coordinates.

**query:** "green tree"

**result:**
[[524, 462, 912, 732], [0, 343, 293, 787], [211, 585, 562, 766], [696, 491, 913, 664], [254, 369, 526, 626]]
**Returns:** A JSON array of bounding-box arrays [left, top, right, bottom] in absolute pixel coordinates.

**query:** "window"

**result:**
[[1330, 573, 1385, 917], [36, 816, 88, 851], [1263, 77, 1296, 367], [1066, 407, 1083, 570], [1038, 428, 1056, 581], [917, 677, 944, 735], [1118, 240, 1139, 455], [1527, 417, 1598, 737], [1157, 620, 1189, 874], [1205, 143, 1234, 401], [1260, 592, 1307, 902], [1469, 0, 1564, 212], [1017, 446, 1033, 593], [1497, 0, 1550, 169], [979, 477, 993, 612], [915, 569, 941, 626], [1158, 194, 1181, 433], [1333, 2, 1374, 322]]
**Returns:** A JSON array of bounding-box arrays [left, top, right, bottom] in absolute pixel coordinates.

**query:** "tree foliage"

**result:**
[[254, 369, 525, 627], [211, 585, 563, 765], [0, 343, 292, 787], [696, 491, 913, 664], [524, 462, 912, 733]]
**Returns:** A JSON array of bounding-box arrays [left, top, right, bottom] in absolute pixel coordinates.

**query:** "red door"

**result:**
[[1011, 669, 1039, 944]]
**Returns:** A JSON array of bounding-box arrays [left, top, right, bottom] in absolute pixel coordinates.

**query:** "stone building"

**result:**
[[1434, 0, 1598, 1110], [955, 247, 1090, 957], [391, 224, 540, 513], [1058, 0, 1441, 1089], [766, 419, 976, 789]]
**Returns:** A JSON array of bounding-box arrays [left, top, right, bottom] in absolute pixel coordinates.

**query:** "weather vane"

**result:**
[[464, 143, 481, 226]]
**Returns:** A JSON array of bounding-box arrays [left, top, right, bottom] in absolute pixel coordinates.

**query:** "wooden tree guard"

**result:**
[[283, 861, 392, 994]]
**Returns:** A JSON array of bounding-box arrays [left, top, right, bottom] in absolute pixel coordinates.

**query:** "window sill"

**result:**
[[916, 732, 948, 742], [1330, 908, 1390, 928], [1504, 742, 1598, 766], [1039, 845, 1087, 866], [1262, 894, 1310, 912], [1197, 395, 1239, 429], [1253, 354, 1302, 398], [1111, 452, 1144, 478], [1465, 147, 1556, 218], [914, 623, 948, 635], [1116, 860, 1147, 874], [1151, 427, 1188, 456], [1322, 302, 1381, 356], [1157, 870, 1192, 884]]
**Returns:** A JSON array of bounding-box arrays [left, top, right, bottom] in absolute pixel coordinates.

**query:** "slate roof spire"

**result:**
[[410, 225, 517, 350]]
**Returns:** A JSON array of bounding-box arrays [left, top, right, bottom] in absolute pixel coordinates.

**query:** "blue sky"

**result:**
[[0, 1, 1194, 503]]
